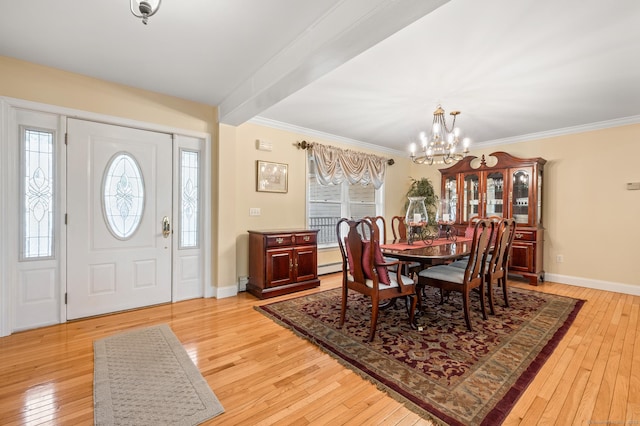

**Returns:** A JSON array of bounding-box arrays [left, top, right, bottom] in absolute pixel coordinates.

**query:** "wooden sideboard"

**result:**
[[247, 229, 320, 299], [439, 151, 547, 285]]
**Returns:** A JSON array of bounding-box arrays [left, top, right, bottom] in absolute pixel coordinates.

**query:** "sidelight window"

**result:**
[[21, 128, 55, 259], [179, 150, 199, 248]]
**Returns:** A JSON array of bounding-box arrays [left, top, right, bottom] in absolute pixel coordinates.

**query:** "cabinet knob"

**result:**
[[515, 233, 523, 239], [276, 237, 284, 244], [303, 235, 310, 242]]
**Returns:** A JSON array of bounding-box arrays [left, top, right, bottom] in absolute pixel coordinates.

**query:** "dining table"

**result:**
[[380, 237, 473, 328], [380, 237, 473, 270]]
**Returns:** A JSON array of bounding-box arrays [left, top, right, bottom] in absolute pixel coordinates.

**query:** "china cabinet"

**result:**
[[439, 152, 546, 285], [247, 229, 320, 298]]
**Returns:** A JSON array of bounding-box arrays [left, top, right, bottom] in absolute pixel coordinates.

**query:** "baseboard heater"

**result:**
[[318, 262, 342, 276]]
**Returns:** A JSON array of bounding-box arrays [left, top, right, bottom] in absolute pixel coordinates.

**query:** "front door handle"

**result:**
[[162, 216, 171, 238]]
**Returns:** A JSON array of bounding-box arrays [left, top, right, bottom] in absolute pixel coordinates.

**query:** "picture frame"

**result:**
[[256, 160, 288, 193]]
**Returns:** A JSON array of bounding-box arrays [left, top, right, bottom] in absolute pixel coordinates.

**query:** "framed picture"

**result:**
[[256, 160, 288, 193]]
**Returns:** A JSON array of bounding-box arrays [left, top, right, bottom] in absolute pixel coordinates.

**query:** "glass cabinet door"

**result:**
[[511, 168, 531, 224], [443, 175, 457, 221], [485, 171, 505, 218], [463, 173, 480, 222]]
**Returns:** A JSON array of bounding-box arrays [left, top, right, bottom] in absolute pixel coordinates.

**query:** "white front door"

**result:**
[[66, 119, 172, 319]]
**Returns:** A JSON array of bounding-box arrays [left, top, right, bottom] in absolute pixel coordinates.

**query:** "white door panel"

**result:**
[[66, 119, 172, 319]]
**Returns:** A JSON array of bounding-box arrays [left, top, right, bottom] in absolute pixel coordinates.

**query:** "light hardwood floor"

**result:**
[[0, 273, 638, 425]]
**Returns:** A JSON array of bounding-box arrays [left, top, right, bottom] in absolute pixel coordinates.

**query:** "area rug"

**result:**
[[94, 324, 224, 425], [256, 286, 583, 426]]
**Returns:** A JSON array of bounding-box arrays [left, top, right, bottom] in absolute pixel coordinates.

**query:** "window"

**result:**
[[102, 152, 145, 240], [179, 149, 199, 248], [307, 159, 382, 246], [21, 127, 55, 259]]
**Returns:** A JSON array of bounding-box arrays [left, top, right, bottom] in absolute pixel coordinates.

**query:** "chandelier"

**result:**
[[130, 0, 162, 25], [409, 105, 471, 165]]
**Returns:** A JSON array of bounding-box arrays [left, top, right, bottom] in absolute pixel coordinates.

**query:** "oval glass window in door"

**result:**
[[102, 152, 145, 239]]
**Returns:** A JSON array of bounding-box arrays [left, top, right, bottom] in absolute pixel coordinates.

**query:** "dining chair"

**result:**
[[386, 215, 422, 278], [336, 217, 417, 341], [485, 218, 517, 314], [449, 217, 516, 314], [362, 216, 387, 241], [391, 216, 408, 241], [416, 218, 494, 331]]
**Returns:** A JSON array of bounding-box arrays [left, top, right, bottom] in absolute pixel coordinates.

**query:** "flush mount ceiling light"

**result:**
[[409, 104, 471, 165], [130, 0, 161, 25]]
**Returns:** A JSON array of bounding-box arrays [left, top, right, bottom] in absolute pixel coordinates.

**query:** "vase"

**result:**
[[405, 196, 428, 244]]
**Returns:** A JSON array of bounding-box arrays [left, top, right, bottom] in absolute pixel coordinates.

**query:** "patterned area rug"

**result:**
[[94, 324, 224, 425], [256, 286, 583, 426]]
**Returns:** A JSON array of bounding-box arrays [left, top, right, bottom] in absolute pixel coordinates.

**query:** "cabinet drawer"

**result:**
[[293, 233, 316, 245], [266, 234, 294, 247], [514, 230, 536, 241]]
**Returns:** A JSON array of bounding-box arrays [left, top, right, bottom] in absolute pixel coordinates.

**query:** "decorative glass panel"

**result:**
[[512, 170, 530, 224], [22, 128, 54, 259], [486, 171, 505, 218], [180, 150, 199, 248], [463, 173, 480, 221], [102, 153, 145, 239]]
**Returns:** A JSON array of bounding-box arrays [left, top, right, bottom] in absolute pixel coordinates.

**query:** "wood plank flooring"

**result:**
[[0, 274, 638, 425]]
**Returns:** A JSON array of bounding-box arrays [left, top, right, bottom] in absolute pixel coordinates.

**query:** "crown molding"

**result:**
[[478, 115, 640, 148], [249, 116, 407, 157], [251, 113, 640, 157]]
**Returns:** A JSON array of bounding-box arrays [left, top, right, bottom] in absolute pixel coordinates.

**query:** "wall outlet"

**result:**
[[249, 207, 261, 216], [238, 276, 248, 292], [556, 255, 564, 263]]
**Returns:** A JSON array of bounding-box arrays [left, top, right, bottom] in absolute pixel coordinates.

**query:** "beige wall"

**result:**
[[228, 122, 420, 278], [3, 55, 639, 294], [229, 121, 640, 291]]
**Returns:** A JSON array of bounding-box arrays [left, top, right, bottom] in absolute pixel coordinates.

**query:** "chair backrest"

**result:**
[[337, 218, 368, 284], [391, 216, 407, 240], [363, 216, 387, 242], [463, 219, 494, 283], [487, 218, 517, 276], [336, 217, 390, 286], [464, 215, 482, 239]]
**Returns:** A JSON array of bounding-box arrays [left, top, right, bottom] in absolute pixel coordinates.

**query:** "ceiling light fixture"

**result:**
[[130, 0, 161, 25], [409, 104, 471, 165]]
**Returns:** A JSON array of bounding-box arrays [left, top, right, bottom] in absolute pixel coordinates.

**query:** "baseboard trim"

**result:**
[[545, 273, 640, 296], [318, 262, 342, 275], [214, 284, 238, 299]]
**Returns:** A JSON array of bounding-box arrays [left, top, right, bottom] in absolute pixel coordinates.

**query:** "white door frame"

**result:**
[[0, 96, 212, 336]]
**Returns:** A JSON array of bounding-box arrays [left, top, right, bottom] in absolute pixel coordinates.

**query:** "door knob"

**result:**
[[162, 216, 171, 238]]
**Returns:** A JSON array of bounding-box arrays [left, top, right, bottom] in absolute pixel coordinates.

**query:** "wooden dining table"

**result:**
[[380, 238, 473, 327], [380, 238, 473, 270]]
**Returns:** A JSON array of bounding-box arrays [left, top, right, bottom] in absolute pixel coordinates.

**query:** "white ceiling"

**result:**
[[1, 0, 639, 155]]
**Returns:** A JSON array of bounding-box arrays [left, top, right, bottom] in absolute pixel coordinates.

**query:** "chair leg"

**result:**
[[487, 277, 496, 315], [408, 294, 417, 329], [462, 291, 473, 331], [368, 296, 380, 342], [502, 276, 510, 307], [479, 282, 488, 321], [415, 282, 424, 311], [339, 285, 348, 327]]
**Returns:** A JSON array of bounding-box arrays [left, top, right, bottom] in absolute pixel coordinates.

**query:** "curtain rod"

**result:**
[[296, 140, 395, 166]]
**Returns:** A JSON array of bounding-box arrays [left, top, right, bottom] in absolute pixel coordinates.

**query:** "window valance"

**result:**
[[306, 142, 389, 189]]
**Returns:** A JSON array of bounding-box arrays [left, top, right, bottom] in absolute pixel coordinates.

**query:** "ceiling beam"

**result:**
[[219, 0, 449, 126]]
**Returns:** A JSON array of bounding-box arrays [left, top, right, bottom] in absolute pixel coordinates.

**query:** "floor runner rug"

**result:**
[[94, 324, 224, 425], [256, 286, 583, 426]]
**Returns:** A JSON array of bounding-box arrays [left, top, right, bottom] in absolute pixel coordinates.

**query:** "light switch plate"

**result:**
[[627, 182, 640, 190], [249, 207, 261, 216]]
